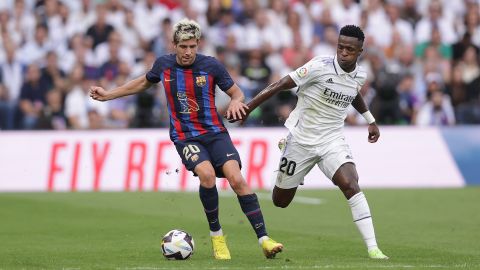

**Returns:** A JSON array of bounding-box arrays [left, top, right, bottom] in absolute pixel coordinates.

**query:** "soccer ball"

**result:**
[[161, 229, 195, 260]]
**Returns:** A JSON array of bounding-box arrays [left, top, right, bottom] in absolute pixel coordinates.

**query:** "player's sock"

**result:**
[[237, 193, 267, 238], [199, 185, 221, 232], [210, 228, 223, 237], [348, 192, 378, 250]]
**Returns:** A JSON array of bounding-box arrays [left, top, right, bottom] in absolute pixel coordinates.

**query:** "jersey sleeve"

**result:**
[[145, 58, 162, 83], [354, 68, 368, 92], [288, 59, 317, 88], [211, 58, 234, 92]]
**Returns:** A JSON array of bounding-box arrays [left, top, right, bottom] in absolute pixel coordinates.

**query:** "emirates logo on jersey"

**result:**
[[195, 76, 206, 87]]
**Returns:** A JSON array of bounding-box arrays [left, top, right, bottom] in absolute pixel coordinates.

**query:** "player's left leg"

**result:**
[[332, 163, 389, 259], [222, 160, 284, 258]]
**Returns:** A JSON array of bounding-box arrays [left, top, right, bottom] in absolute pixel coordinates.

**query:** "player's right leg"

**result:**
[[194, 161, 231, 259], [331, 162, 388, 259], [174, 140, 231, 259]]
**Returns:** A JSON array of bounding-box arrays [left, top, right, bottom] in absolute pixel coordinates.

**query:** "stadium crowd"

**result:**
[[0, 0, 479, 130]]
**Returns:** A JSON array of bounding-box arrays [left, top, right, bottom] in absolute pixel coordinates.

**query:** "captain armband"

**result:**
[[362, 111, 376, 124]]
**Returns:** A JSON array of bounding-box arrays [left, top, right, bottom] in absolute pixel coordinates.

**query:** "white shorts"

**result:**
[[275, 134, 355, 189]]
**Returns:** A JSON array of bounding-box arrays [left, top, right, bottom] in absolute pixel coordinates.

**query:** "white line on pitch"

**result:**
[[116, 263, 471, 270]]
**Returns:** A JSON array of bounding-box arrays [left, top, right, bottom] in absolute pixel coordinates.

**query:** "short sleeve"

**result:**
[[288, 60, 316, 88], [211, 58, 234, 92], [146, 58, 162, 83], [354, 69, 368, 91]]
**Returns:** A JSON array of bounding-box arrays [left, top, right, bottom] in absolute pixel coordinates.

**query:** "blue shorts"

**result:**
[[174, 132, 242, 178]]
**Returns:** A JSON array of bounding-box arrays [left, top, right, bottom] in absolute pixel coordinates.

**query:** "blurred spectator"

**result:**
[[369, 2, 414, 50], [369, 51, 402, 124], [461, 3, 480, 48], [416, 89, 455, 126], [399, 0, 422, 28], [95, 31, 135, 68], [17, 23, 52, 65], [40, 51, 66, 91], [10, 0, 36, 45], [312, 8, 338, 43], [118, 9, 146, 60], [312, 24, 337, 56], [0, 39, 23, 129], [243, 8, 279, 52], [282, 30, 313, 70], [415, 26, 452, 60], [64, 65, 107, 129], [105, 62, 135, 129], [18, 64, 49, 129], [134, 0, 169, 42], [152, 17, 173, 57], [69, 0, 96, 34], [452, 32, 480, 63], [397, 73, 419, 124], [415, 0, 457, 45], [35, 88, 67, 130], [331, 0, 361, 27], [86, 4, 115, 49], [241, 49, 272, 94], [208, 9, 245, 50]]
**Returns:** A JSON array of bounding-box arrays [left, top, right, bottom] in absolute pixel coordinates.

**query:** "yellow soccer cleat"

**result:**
[[261, 238, 284, 259], [368, 247, 389, 259], [211, 235, 231, 260]]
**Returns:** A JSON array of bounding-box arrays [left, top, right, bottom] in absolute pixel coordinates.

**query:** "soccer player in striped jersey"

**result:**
[[89, 18, 282, 260], [230, 25, 388, 259]]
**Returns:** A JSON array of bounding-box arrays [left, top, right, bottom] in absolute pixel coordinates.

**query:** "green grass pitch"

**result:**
[[1, 188, 479, 269]]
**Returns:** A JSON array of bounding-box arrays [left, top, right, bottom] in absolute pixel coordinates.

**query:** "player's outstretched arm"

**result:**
[[351, 92, 380, 143], [229, 75, 297, 123], [90, 75, 154, 102], [225, 84, 249, 121]]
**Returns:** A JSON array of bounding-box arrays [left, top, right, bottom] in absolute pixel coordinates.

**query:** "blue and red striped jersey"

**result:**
[[146, 54, 233, 142]]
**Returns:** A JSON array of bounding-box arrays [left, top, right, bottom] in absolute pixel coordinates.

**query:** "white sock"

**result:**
[[348, 192, 378, 251], [210, 228, 223, 237], [258, 235, 269, 245]]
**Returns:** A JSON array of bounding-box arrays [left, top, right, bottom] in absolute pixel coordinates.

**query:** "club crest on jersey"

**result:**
[[177, 92, 200, 114], [195, 76, 206, 87], [296, 67, 308, 78]]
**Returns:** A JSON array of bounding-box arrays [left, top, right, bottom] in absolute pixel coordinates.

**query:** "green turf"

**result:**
[[0, 188, 479, 270]]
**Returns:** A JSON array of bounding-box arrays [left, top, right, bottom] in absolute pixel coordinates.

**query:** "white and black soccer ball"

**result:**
[[161, 229, 195, 260]]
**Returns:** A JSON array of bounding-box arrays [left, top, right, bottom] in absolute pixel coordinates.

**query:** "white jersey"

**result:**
[[286, 55, 367, 146]]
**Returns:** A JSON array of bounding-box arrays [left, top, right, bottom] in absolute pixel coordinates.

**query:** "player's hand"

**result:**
[[225, 100, 249, 122], [368, 123, 380, 143], [89, 86, 110, 101]]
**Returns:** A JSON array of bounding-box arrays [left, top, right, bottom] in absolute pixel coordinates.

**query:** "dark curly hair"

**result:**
[[339, 25, 365, 42]]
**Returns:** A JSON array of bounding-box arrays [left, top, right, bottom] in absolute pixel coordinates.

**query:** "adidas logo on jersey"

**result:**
[[326, 78, 334, 84]]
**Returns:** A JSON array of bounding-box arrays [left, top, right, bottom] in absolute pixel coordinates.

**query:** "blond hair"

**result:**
[[172, 18, 201, 44]]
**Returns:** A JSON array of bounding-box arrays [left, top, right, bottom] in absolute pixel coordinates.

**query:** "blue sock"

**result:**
[[237, 193, 267, 238], [199, 185, 221, 232]]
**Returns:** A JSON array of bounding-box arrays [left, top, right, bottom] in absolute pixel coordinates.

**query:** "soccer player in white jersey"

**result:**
[[230, 25, 388, 259]]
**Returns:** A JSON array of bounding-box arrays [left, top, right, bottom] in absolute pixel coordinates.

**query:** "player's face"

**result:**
[[175, 38, 198, 66], [336, 35, 363, 72]]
